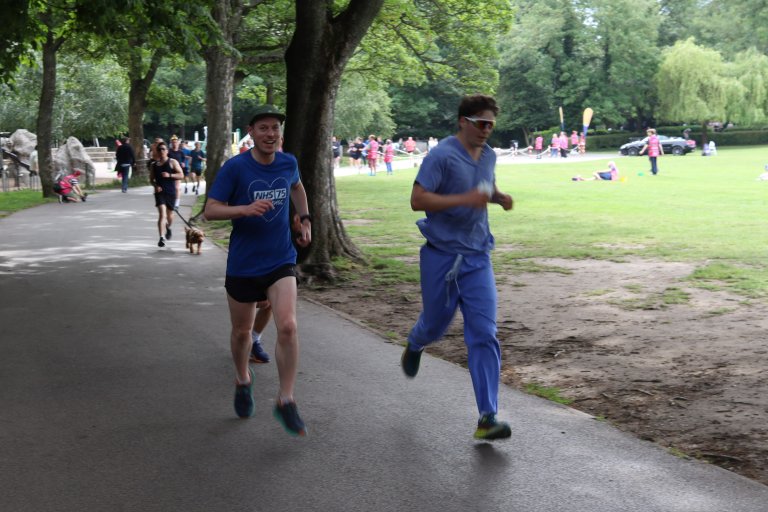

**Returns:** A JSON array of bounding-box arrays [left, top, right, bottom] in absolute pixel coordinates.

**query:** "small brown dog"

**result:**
[[185, 226, 205, 254]]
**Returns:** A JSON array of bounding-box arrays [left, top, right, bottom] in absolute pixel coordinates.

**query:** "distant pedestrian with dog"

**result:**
[[149, 141, 183, 247], [204, 105, 312, 437]]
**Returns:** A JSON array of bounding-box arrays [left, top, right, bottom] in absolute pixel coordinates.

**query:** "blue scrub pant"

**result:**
[[408, 244, 501, 416]]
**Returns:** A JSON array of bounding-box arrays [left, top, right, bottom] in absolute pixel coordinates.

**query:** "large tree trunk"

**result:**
[[127, 48, 164, 179], [36, 21, 62, 197], [201, 0, 245, 206], [284, 0, 384, 279]]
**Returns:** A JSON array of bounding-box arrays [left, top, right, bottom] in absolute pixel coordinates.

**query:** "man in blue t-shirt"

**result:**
[[400, 94, 515, 441], [205, 105, 311, 436]]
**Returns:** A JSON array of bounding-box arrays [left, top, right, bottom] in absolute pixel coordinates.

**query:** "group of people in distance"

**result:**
[[345, 134, 396, 175], [532, 130, 586, 159], [572, 127, 662, 182]]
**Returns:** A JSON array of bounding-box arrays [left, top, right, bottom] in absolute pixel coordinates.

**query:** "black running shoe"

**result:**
[[165, 227, 172, 240], [273, 400, 307, 436], [400, 343, 423, 378], [474, 413, 512, 440], [234, 368, 255, 419], [158, 236, 166, 248]]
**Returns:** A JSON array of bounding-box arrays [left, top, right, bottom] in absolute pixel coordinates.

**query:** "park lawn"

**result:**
[[0, 189, 55, 217], [336, 146, 768, 298]]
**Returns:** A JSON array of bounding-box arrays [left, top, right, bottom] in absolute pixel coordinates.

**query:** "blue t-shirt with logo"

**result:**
[[414, 136, 496, 254], [208, 151, 300, 277]]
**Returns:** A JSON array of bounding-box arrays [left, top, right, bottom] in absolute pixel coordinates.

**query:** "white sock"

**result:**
[[251, 331, 262, 343]]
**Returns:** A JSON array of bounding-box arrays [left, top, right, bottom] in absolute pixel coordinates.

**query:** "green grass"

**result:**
[[523, 383, 574, 405], [0, 177, 149, 218], [335, 147, 768, 298], [0, 189, 56, 216]]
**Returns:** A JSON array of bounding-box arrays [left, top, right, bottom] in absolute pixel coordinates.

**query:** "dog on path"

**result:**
[[185, 226, 205, 254]]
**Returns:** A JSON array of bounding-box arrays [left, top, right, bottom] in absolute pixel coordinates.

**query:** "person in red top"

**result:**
[[383, 139, 395, 175], [639, 128, 664, 175], [404, 136, 418, 167], [55, 169, 88, 202], [367, 134, 379, 176]]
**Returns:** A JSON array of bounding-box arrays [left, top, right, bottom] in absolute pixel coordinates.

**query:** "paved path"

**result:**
[[1, 185, 767, 512]]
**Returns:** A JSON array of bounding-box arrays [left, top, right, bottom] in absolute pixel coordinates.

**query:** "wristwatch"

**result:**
[[299, 214, 312, 224]]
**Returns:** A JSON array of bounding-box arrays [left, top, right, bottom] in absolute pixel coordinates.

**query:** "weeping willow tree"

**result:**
[[656, 38, 768, 145]]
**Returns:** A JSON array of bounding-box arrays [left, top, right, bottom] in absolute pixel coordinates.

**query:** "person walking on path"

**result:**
[[189, 141, 206, 195], [367, 134, 379, 176], [204, 105, 312, 436], [168, 136, 189, 199], [149, 142, 183, 247], [115, 137, 136, 193], [401, 94, 514, 441], [639, 128, 664, 175], [404, 136, 418, 167]]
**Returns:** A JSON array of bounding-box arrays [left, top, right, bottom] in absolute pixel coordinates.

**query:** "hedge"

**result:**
[[586, 129, 768, 150]]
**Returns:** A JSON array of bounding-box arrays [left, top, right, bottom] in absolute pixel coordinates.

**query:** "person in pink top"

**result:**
[[550, 133, 559, 157], [572, 161, 619, 181], [558, 131, 569, 158], [404, 136, 418, 167], [570, 130, 579, 151], [367, 134, 379, 175], [383, 139, 395, 175], [639, 128, 664, 175], [534, 134, 544, 159]]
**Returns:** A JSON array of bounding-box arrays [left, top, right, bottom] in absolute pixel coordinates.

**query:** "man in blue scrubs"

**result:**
[[401, 94, 514, 440]]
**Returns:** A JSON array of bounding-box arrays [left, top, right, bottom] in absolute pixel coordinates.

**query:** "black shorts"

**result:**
[[225, 264, 297, 303], [191, 168, 203, 176], [154, 192, 175, 209]]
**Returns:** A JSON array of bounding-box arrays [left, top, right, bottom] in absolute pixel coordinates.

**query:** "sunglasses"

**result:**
[[463, 116, 495, 130], [158, 147, 168, 151]]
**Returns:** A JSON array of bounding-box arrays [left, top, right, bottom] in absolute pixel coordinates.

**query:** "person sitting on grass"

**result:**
[[572, 161, 619, 181]]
